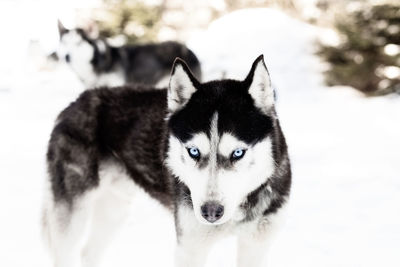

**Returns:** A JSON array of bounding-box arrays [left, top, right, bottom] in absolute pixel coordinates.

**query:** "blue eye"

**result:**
[[231, 149, 246, 160], [187, 147, 200, 159]]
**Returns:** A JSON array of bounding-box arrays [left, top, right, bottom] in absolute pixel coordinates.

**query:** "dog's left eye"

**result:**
[[187, 147, 201, 159], [231, 148, 246, 160]]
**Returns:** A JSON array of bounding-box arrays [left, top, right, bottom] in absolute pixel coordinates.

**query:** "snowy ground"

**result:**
[[0, 8, 399, 267]]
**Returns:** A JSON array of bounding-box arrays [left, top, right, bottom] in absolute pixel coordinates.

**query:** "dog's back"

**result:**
[[46, 87, 172, 205], [119, 41, 201, 86]]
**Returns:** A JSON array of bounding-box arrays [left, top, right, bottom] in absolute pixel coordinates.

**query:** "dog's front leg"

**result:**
[[174, 236, 212, 267], [237, 231, 273, 267], [237, 206, 287, 267]]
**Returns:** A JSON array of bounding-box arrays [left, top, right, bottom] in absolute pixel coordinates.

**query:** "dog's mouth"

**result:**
[[196, 215, 228, 226]]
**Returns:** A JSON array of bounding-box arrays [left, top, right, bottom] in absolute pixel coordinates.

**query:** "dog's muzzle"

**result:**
[[200, 201, 224, 223]]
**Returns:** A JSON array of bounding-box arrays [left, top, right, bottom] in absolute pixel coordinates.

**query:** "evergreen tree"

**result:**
[[318, 3, 400, 96]]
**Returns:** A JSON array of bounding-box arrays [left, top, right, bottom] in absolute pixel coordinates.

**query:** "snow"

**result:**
[[0, 7, 399, 267]]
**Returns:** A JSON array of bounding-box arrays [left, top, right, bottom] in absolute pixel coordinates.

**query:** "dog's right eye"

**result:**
[[231, 148, 246, 161], [187, 147, 201, 160]]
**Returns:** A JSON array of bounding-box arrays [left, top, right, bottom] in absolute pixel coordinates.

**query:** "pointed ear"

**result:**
[[168, 58, 199, 112], [57, 20, 68, 37], [245, 55, 274, 113]]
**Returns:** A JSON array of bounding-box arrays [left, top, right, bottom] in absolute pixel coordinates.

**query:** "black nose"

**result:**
[[201, 202, 224, 223], [65, 54, 70, 63]]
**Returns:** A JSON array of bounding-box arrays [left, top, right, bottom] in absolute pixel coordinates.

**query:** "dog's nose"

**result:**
[[200, 202, 224, 223], [65, 54, 70, 63]]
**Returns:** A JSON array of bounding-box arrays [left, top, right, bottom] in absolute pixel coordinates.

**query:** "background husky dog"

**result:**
[[57, 21, 201, 88], [42, 55, 291, 267]]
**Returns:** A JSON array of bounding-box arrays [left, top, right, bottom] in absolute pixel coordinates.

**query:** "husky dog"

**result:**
[[57, 21, 201, 88], [42, 55, 291, 267]]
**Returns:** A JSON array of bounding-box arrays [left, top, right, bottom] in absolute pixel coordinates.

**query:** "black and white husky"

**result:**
[[57, 21, 201, 88], [42, 55, 291, 267]]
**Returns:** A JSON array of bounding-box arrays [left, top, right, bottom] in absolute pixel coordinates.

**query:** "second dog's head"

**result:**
[[56, 20, 111, 83], [166, 55, 278, 225]]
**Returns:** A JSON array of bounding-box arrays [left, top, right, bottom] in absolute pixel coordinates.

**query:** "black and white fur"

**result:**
[[42, 55, 291, 267], [57, 21, 201, 88]]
